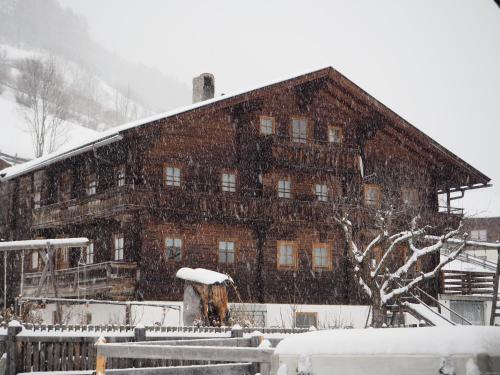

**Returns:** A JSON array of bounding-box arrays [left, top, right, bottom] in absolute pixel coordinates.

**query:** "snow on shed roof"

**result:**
[[275, 326, 500, 356], [176, 267, 233, 285]]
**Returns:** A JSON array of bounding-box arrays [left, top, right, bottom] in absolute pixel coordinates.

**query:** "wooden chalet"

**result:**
[[0, 67, 491, 307]]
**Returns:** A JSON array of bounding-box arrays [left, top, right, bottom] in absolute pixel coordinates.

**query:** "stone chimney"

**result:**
[[192, 73, 215, 103]]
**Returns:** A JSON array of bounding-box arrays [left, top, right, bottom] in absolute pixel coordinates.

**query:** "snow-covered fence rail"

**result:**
[[440, 270, 496, 296], [96, 331, 274, 375], [0, 322, 304, 374]]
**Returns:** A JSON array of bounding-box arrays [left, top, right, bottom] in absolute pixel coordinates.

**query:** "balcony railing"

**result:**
[[32, 187, 146, 229], [22, 261, 137, 299], [259, 136, 360, 171]]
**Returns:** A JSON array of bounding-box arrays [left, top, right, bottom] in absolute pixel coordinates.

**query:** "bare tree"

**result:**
[[16, 57, 69, 157], [113, 85, 139, 126], [336, 210, 467, 327]]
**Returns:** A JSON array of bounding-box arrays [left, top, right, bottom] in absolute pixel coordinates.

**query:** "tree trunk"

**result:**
[[371, 304, 387, 328]]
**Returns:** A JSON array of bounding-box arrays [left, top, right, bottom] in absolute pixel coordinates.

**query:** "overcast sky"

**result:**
[[60, 0, 500, 217]]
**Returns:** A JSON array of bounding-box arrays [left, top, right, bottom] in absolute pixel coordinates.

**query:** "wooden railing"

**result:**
[[440, 270, 495, 296], [32, 187, 146, 229], [22, 261, 137, 299], [260, 136, 360, 171]]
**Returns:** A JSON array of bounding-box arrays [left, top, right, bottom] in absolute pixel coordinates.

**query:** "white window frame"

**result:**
[[222, 173, 236, 192], [471, 229, 487, 242], [34, 191, 41, 209], [114, 235, 124, 261], [278, 179, 291, 199], [166, 237, 182, 261], [219, 241, 235, 264], [165, 167, 181, 187]]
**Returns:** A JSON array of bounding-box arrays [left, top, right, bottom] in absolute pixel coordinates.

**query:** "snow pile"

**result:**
[[275, 326, 500, 356], [176, 267, 233, 285]]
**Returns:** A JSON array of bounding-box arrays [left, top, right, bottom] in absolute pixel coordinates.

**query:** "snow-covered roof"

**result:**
[[274, 326, 500, 356], [0, 238, 89, 251], [442, 255, 493, 273], [0, 66, 490, 186], [0, 66, 329, 181], [176, 267, 233, 285]]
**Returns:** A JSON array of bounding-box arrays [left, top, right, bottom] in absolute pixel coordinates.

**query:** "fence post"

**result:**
[[230, 324, 243, 338], [134, 324, 146, 342], [6, 321, 22, 375], [95, 337, 106, 375]]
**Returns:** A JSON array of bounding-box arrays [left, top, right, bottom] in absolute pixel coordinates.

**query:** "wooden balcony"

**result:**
[[440, 270, 495, 296], [155, 189, 354, 225], [22, 261, 137, 300], [259, 136, 360, 171], [32, 187, 146, 229]]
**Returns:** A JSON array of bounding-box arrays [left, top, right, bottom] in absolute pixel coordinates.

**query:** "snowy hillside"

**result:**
[[0, 86, 97, 159], [0, 42, 153, 159]]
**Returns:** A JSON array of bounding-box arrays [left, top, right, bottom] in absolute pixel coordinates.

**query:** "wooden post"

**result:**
[[134, 325, 146, 342], [489, 248, 500, 326], [6, 322, 22, 375], [95, 336, 106, 375], [231, 325, 243, 338]]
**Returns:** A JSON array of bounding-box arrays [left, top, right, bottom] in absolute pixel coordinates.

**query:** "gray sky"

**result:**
[[60, 0, 500, 217]]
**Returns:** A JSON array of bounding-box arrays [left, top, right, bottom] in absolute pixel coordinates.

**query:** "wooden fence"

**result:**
[[96, 330, 274, 375], [0, 323, 307, 375], [440, 270, 495, 296]]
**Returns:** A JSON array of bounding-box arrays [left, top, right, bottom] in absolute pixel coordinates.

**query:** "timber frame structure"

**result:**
[[0, 67, 491, 307]]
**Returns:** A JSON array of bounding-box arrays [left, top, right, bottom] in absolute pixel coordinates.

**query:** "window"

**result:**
[[291, 118, 308, 143], [260, 116, 275, 135], [278, 179, 291, 199], [222, 173, 236, 192], [219, 241, 235, 264], [31, 251, 39, 270], [114, 235, 124, 261], [86, 242, 94, 264], [312, 243, 331, 270], [165, 167, 181, 187], [116, 165, 126, 187], [471, 230, 487, 242], [315, 184, 328, 202], [87, 174, 97, 196], [60, 173, 72, 201], [401, 187, 418, 206], [295, 312, 317, 329], [328, 126, 343, 144], [34, 191, 41, 209], [166, 237, 182, 261], [364, 185, 381, 207], [277, 241, 297, 269]]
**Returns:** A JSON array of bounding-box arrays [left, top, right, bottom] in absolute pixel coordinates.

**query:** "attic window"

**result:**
[[328, 126, 343, 144], [291, 118, 308, 143], [219, 241, 235, 264], [315, 184, 328, 202], [260, 116, 275, 135]]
